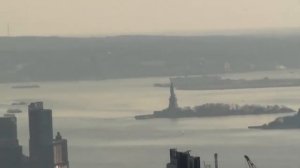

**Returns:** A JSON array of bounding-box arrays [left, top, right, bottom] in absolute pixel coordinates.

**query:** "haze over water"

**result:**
[[1, 72, 300, 168]]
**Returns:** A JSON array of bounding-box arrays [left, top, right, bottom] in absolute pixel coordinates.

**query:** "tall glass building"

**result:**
[[0, 115, 23, 168], [28, 102, 54, 168]]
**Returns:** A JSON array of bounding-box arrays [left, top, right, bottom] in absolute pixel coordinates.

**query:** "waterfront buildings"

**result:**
[[29, 102, 54, 168], [0, 115, 23, 168], [167, 149, 201, 168], [53, 132, 70, 168], [0, 102, 69, 168]]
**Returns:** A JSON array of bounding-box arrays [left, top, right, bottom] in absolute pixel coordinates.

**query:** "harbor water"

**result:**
[[1, 75, 300, 168]]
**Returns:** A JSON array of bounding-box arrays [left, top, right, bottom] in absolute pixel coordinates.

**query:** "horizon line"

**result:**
[[1, 27, 300, 38]]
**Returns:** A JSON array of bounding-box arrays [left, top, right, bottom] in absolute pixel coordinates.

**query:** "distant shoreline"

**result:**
[[249, 110, 300, 129], [154, 76, 300, 91], [1, 35, 300, 83]]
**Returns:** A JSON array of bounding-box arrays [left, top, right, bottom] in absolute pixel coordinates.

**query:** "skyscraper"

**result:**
[[53, 132, 70, 168], [0, 115, 23, 168], [167, 149, 201, 168], [28, 102, 54, 168]]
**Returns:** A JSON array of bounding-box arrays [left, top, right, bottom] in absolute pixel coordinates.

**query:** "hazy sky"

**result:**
[[0, 0, 300, 36]]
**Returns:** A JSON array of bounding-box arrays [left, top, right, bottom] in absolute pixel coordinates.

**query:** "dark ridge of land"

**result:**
[[135, 104, 295, 120], [249, 110, 300, 129], [1, 35, 300, 83]]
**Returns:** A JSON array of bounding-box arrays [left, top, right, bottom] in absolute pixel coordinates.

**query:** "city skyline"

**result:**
[[0, 102, 69, 168]]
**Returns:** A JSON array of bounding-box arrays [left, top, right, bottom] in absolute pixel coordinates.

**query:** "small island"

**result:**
[[249, 110, 300, 129], [135, 83, 295, 120]]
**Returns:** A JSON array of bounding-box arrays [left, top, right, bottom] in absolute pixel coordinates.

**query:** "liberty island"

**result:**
[[135, 82, 294, 120]]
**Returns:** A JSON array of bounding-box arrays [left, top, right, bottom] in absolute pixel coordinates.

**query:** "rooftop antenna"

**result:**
[[214, 153, 218, 168]]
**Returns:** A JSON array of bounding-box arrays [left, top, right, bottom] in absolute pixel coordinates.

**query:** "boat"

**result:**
[[11, 84, 40, 89], [11, 101, 27, 106], [3, 113, 16, 118], [135, 114, 155, 120], [7, 109, 22, 113]]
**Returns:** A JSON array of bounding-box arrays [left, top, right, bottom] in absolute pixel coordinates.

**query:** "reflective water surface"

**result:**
[[1, 75, 300, 168]]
